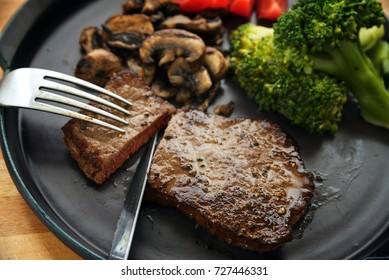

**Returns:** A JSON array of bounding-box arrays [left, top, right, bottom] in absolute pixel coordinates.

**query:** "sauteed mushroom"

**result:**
[[122, 0, 180, 16], [159, 15, 223, 48], [79, 26, 104, 54], [102, 14, 154, 50], [160, 15, 222, 35], [139, 29, 206, 69], [203, 46, 228, 82], [122, 0, 144, 14], [75, 0, 228, 110], [151, 78, 178, 99], [126, 57, 156, 85], [197, 81, 221, 111], [167, 57, 212, 95], [137, 28, 227, 106], [104, 14, 154, 34], [75, 49, 124, 87], [192, 66, 213, 95], [126, 57, 145, 77], [142, 0, 162, 14], [213, 101, 235, 117]]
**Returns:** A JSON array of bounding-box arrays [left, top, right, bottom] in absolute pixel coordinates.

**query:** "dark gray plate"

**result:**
[[1, 0, 389, 260]]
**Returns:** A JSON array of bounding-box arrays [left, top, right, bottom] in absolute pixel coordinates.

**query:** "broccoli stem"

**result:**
[[312, 40, 389, 129]]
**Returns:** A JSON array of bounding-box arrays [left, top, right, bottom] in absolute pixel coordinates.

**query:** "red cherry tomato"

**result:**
[[172, 0, 230, 12], [229, 0, 256, 18], [257, 0, 288, 20]]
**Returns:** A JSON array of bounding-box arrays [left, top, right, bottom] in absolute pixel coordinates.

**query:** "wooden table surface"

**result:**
[[1, 0, 389, 261]]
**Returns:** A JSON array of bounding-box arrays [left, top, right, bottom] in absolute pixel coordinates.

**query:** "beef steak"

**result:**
[[62, 70, 176, 184], [146, 110, 314, 252]]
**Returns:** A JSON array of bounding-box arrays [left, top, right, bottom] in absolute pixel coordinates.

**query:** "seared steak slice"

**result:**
[[62, 70, 176, 184], [146, 110, 314, 252]]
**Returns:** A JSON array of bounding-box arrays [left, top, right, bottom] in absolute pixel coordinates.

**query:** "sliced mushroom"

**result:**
[[106, 32, 146, 50], [159, 14, 191, 29], [126, 57, 156, 85], [167, 57, 193, 86], [158, 49, 177, 66], [167, 58, 212, 95], [104, 14, 154, 34], [142, 0, 180, 15], [141, 0, 162, 14], [75, 48, 124, 87], [151, 78, 177, 99], [160, 0, 181, 16], [122, 0, 144, 14], [149, 11, 166, 26], [122, 0, 180, 15], [213, 101, 235, 117], [159, 15, 224, 48], [79, 26, 104, 54], [126, 57, 145, 77], [102, 14, 154, 50], [151, 78, 192, 106], [175, 88, 192, 105], [193, 67, 213, 95], [203, 32, 224, 49], [197, 81, 221, 112], [142, 63, 157, 85], [203, 46, 228, 82], [160, 15, 223, 36], [139, 29, 206, 70]]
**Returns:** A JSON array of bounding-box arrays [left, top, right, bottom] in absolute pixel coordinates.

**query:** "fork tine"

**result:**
[[0, 68, 131, 133], [36, 90, 128, 125], [41, 69, 133, 107], [41, 79, 131, 116], [30, 101, 125, 133]]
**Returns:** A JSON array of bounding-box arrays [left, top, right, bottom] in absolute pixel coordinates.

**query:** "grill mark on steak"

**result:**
[[146, 110, 314, 252], [62, 70, 176, 184]]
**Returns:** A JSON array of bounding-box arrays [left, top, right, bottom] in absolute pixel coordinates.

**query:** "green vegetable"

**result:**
[[274, 0, 389, 129], [360, 25, 389, 88], [230, 24, 348, 134], [229, 0, 389, 134]]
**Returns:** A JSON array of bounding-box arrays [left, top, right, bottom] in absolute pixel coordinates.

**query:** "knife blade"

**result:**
[[108, 133, 158, 260]]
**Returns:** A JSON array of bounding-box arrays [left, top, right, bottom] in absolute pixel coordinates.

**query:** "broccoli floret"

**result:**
[[367, 40, 389, 87], [361, 26, 389, 89], [230, 23, 348, 134], [274, 0, 389, 129], [359, 25, 389, 86], [360, 25, 385, 52]]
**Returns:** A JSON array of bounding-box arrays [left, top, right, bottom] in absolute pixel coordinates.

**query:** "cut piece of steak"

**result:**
[[146, 110, 314, 252], [62, 70, 176, 184]]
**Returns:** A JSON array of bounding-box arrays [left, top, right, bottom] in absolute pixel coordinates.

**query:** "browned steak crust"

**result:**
[[146, 110, 314, 252], [62, 70, 176, 184]]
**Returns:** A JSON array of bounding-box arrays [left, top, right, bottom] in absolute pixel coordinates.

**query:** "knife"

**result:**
[[108, 133, 158, 260]]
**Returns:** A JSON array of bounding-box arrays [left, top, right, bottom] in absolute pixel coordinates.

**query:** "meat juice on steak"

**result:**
[[146, 110, 314, 252]]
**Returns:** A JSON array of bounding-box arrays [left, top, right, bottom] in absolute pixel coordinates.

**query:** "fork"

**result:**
[[0, 68, 132, 133]]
